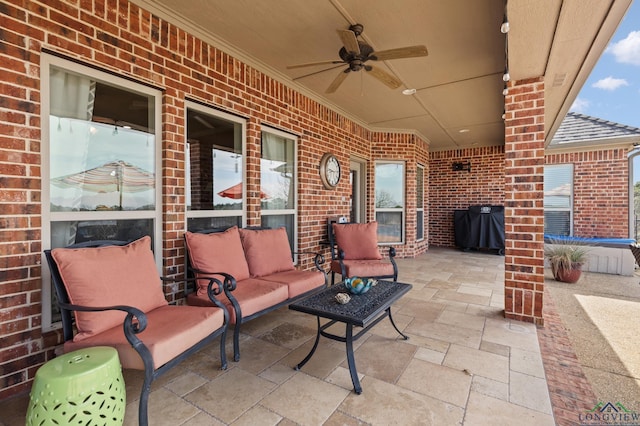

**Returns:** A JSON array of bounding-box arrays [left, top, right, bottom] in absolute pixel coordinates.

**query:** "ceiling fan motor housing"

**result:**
[[339, 43, 374, 68]]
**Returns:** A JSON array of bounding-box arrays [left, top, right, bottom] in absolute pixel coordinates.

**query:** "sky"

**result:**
[[570, 1, 640, 129]]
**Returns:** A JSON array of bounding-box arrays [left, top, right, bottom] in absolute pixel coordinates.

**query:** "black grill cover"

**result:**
[[454, 206, 505, 251]]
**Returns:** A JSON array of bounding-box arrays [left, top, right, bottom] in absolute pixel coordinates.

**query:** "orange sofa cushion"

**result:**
[[260, 270, 325, 298], [333, 222, 382, 260], [185, 227, 250, 296], [64, 305, 225, 370], [239, 228, 295, 277], [187, 277, 288, 323], [51, 236, 168, 342]]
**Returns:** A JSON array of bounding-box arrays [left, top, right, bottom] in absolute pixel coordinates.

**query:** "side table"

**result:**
[[26, 346, 126, 425]]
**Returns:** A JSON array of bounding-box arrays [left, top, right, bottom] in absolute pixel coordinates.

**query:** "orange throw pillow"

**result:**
[[184, 227, 250, 295], [51, 236, 168, 341], [333, 222, 382, 260], [239, 227, 295, 277]]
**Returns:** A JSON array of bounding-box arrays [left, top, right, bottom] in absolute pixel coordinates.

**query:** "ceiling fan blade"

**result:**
[[371, 45, 428, 61], [326, 69, 350, 94], [287, 59, 344, 69], [292, 64, 347, 81], [366, 65, 402, 89], [337, 29, 360, 54]]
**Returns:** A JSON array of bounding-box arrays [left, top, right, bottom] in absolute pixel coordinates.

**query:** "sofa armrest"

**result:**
[[165, 275, 229, 312], [187, 268, 237, 292], [294, 251, 328, 286], [293, 251, 326, 272]]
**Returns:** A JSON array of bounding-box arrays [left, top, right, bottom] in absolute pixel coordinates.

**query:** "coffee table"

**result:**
[[289, 279, 412, 394]]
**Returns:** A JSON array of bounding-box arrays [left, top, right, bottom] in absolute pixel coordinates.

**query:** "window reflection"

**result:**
[[261, 130, 296, 254], [49, 69, 155, 212], [186, 108, 244, 222]]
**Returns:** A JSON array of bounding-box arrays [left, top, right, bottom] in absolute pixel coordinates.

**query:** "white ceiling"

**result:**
[[132, 0, 632, 151]]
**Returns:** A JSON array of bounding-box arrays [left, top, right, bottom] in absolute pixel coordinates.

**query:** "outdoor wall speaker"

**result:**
[[452, 162, 471, 172]]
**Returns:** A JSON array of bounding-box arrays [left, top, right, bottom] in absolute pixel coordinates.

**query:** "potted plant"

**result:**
[[544, 240, 590, 283]]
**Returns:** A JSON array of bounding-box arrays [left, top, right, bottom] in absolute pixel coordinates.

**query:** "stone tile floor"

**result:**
[[4, 247, 636, 425]]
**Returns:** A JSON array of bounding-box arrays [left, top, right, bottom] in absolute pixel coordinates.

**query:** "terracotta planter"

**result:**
[[552, 263, 583, 283]]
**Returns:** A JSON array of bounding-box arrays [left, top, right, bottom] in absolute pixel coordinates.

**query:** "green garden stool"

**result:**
[[26, 346, 126, 425]]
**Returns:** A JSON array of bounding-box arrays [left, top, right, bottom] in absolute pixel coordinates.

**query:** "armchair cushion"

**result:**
[[333, 222, 382, 260], [239, 227, 295, 277], [63, 305, 225, 370], [185, 226, 250, 295], [51, 236, 168, 342], [331, 259, 395, 279]]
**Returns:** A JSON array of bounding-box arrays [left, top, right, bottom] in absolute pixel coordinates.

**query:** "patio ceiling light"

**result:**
[[501, 0, 510, 34], [402, 88, 417, 95], [501, 20, 510, 34]]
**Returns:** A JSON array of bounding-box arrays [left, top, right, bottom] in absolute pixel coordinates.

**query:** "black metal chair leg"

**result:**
[[220, 329, 228, 369], [139, 378, 151, 426], [233, 323, 241, 361]]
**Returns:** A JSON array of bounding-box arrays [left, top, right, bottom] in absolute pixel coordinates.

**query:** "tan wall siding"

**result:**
[[0, 0, 429, 398]]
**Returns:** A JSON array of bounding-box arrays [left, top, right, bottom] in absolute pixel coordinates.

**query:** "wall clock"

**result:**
[[319, 153, 341, 189]]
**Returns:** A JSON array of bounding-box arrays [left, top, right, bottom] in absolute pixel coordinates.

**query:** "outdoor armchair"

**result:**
[[44, 236, 229, 426], [329, 221, 398, 284]]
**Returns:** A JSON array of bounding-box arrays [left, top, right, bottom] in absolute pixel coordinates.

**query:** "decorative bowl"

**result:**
[[343, 277, 377, 295]]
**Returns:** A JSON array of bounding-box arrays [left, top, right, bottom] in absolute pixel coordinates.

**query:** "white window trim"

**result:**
[[416, 163, 425, 242], [184, 101, 247, 227], [40, 53, 163, 332], [375, 160, 406, 245], [544, 163, 574, 236]]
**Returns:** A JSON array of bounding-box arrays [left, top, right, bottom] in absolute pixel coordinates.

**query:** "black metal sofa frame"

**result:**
[[185, 226, 327, 361]]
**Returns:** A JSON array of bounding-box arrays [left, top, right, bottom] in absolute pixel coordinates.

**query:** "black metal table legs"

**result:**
[[294, 308, 408, 394]]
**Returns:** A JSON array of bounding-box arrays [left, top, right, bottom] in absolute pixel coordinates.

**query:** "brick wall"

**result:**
[[0, 0, 429, 398], [503, 77, 545, 325], [429, 146, 505, 247], [546, 149, 629, 238]]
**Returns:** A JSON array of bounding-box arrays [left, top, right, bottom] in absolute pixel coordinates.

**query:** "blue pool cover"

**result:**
[[544, 234, 636, 247]]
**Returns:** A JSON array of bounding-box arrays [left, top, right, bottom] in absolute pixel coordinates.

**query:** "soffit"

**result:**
[[131, 0, 631, 151]]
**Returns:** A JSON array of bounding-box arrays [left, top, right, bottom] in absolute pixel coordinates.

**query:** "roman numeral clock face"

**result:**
[[319, 153, 341, 189]]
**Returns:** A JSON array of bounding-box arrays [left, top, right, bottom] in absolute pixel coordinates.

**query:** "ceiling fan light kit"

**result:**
[[288, 23, 428, 94]]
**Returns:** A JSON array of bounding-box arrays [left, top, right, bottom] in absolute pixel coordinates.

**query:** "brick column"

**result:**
[[504, 77, 545, 325]]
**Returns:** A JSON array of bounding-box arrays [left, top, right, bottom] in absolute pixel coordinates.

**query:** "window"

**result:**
[[375, 161, 405, 243], [42, 55, 162, 330], [416, 164, 425, 241], [185, 102, 246, 231], [261, 128, 297, 253], [544, 164, 573, 236]]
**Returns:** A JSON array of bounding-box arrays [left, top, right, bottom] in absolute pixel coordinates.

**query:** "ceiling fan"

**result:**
[[287, 24, 428, 94]]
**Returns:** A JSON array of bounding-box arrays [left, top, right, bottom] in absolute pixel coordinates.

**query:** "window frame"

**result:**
[[416, 163, 425, 242], [260, 126, 298, 257], [374, 160, 406, 244], [543, 163, 574, 236], [40, 53, 163, 331], [184, 100, 247, 229]]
